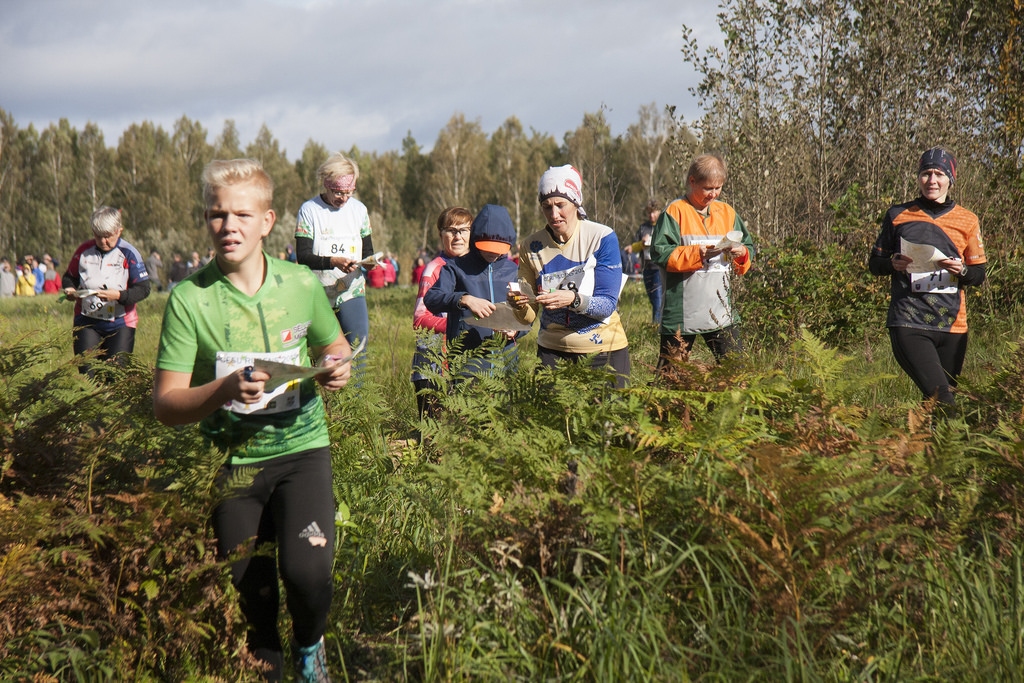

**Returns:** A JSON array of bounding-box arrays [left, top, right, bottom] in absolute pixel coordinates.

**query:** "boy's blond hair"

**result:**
[[202, 158, 274, 209], [90, 206, 123, 237]]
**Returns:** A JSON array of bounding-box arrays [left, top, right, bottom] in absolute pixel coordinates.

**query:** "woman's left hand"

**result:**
[[96, 288, 121, 301], [937, 258, 966, 276], [535, 289, 575, 310]]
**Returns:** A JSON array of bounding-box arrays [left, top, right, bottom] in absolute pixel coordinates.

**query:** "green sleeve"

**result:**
[[650, 210, 681, 268]]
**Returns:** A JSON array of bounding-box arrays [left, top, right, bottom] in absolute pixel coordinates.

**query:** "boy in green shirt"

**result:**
[[154, 158, 351, 682]]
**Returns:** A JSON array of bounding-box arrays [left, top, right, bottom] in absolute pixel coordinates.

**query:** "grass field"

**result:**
[[3, 272, 1024, 681]]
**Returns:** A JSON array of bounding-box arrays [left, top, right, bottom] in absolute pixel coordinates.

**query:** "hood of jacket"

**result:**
[[470, 204, 516, 252]]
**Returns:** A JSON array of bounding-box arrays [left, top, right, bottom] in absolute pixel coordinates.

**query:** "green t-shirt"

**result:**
[[156, 255, 342, 464]]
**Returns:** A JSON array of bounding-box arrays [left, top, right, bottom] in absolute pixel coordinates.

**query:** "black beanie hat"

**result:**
[[918, 147, 957, 184]]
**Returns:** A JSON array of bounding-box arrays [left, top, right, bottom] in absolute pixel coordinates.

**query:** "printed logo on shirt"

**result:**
[[589, 333, 603, 345], [299, 521, 328, 547], [281, 321, 312, 346]]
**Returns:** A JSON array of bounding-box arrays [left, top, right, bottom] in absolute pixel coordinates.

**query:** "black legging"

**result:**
[[213, 447, 335, 654], [537, 346, 631, 389], [888, 326, 968, 405], [73, 325, 136, 360]]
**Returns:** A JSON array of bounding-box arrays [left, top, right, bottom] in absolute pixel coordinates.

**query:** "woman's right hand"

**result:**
[[507, 290, 529, 310], [891, 254, 911, 272], [332, 256, 358, 272]]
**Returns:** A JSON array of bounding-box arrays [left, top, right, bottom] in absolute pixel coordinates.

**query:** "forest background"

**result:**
[[4, 0, 1024, 680], [2, 0, 1019, 278]]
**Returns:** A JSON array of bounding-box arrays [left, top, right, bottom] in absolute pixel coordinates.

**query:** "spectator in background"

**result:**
[[366, 263, 386, 289], [41, 263, 61, 294], [411, 256, 427, 287], [381, 254, 397, 287], [15, 261, 36, 296], [24, 254, 44, 294], [61, 206, 151, 370], [42, 253, 61, 289], [285, 243, 297, 263], [167, 252, 188, 290], [188, 251, 202, 275], [651, 153, 754, 367], [411, 207, 472, 418], [624, 199, 665, 324], [146, 249, 164, 291], [0, 258, 16, 297], [386, 251, 400, 283], [200, 247, 215, 266]]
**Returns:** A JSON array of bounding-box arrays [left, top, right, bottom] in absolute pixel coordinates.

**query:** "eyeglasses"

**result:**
[[442, 228, 470, 237]]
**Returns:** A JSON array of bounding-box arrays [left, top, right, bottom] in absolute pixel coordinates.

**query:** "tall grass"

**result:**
[[4, 254, 1024, 681]]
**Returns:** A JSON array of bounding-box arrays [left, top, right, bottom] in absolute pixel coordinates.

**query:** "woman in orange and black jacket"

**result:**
[[868, 147, 987, 409]]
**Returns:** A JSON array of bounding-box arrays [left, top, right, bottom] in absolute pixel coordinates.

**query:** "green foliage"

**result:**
[[8, 237, 1024, 680], [0, 324, 256, 680], [739, 238, 888, 350]]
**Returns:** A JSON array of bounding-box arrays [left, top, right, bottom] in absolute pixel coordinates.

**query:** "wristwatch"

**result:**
[[564, 281, 580, 310]]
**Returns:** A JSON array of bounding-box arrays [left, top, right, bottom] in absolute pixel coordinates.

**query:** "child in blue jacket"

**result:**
[[424, 204, 522, 374]]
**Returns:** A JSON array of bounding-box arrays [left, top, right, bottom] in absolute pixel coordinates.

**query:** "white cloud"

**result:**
[[0, 0, 722, 159]]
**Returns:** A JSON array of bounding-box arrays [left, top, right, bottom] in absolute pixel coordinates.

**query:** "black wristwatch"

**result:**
[[571, 291, 581, 309]]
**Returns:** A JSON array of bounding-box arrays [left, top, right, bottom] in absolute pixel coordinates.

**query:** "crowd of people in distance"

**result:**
[[1, 144, 983, 681], [1, 252, 64, 297]]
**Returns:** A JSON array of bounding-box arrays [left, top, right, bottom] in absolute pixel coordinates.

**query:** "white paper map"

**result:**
[[900, 238, 952, 274], [359, 252, 385, 268], [716, 230, 744, 250], [463, 302, 534, 332], [254, 337, 367, 391]]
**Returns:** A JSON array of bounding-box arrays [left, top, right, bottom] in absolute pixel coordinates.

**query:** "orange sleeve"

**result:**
[[732, 248, 752, 275], [666, 245, 705, 273]]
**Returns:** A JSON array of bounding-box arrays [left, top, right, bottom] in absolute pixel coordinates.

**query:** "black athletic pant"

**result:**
[[888, 326, 967, 405], [658, 324, 742, 369], [73, 325, 136, 361], [213, 447, 335, 654]]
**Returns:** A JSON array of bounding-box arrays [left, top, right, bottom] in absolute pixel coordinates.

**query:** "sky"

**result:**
[[0, 0, 722, 161]]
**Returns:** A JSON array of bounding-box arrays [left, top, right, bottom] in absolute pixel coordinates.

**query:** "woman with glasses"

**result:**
[[411, 207, 472, 419], [295, 152, 375, 387]]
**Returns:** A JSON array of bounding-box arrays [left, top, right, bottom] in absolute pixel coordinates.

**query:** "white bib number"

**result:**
[[910, 270, 957, 295], [322, 237, 358, 258], [82, 294, 117, 321]]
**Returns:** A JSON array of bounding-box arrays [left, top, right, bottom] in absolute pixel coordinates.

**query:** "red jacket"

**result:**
[[366, 265, 386, 288]]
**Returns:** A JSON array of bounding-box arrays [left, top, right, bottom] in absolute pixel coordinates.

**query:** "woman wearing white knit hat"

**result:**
[[509, 165, 630, 388]]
